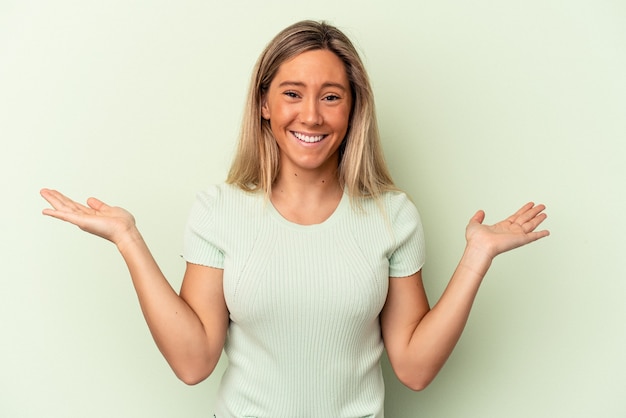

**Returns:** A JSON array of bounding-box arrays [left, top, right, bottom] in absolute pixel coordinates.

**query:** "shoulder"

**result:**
[[381, 190, 417, 212], [194, 183, 262, 208], [189, 183, 262, 223], [195, 183, 249, 200], [185, 183, 266, 244], [347, 190, 423, 238], [375, 191, 424, 242], [362, 190, 421, 223]]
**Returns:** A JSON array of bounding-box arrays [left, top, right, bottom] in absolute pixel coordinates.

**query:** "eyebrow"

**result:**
[[277, 80, 348, 91]]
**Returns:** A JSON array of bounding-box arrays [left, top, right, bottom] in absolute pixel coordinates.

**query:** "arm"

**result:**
[[40, 188, 228, 384], [381, 202, 549, 391]]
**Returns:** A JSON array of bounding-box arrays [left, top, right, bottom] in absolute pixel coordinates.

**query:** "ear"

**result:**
[[261, 96, 270, 120]]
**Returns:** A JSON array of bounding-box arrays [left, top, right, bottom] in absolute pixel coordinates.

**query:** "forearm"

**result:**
[[40, 188, 224, 382], [399, 246, 493, 389], [116, 229, 218, 379], [385, 203, 549, 390]]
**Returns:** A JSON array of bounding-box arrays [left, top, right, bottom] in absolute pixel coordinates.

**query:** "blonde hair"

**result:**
[[227, 20, 396, 199]]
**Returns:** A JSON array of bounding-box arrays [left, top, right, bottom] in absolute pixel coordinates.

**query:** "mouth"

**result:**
[[291, 131, 327, 144]]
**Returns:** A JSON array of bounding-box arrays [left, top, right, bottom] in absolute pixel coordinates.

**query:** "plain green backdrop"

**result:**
[[1, 0, 624, 417]]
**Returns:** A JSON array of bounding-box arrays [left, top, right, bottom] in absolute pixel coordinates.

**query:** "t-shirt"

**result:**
[[183, 183, 426, 418]]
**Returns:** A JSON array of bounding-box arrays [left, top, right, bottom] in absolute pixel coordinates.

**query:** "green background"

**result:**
[[2, 0, 624, 416]]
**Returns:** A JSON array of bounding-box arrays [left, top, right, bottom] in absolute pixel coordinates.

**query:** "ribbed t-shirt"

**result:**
[[183, 183, 426, 418]]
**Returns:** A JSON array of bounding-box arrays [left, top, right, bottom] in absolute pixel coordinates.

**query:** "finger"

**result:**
[[522, 211, 549, 233], [40, 188, 67, 208], [40, 188, 76, 209], [40, 189, 73, 212], [510, 203, 548, 228], [522, 203, 546, 221], [41, 188, 92, 214], [41, 205, 91, 228], [525, 229, 551, 242], [505, 202, 535, 224], [519, 205, 548, 231]]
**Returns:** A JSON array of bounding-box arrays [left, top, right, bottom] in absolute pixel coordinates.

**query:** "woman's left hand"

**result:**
[[465, 202, 550, 259]]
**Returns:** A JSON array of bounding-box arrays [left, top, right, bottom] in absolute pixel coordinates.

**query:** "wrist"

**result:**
[[458, 243, 494, 277], [115, 226, 144, 254]]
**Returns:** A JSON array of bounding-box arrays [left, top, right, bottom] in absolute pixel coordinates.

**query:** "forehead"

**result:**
[[272, 49, 349, 87]]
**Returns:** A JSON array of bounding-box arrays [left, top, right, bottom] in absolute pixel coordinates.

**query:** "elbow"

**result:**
[[178, 371, 208, 386], [403, 379, 431, 392], [388, 353, 442, 391], [172, 360, 218, 386], [395, 369, 435, 392]]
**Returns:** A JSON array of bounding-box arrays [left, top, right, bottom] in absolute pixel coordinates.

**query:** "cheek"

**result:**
[[269, 103, 296, 124], [330, 107, 351, 132]]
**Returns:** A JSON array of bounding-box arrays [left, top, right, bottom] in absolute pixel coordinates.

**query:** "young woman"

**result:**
[[41, 20, 549, 417]]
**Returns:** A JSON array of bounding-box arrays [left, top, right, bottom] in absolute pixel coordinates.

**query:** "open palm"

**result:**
[[465, 202, 549, 259], [40, 188, 136, 246]]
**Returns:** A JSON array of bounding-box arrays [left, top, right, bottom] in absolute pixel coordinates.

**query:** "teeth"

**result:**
[[293, 131, 325, 143]]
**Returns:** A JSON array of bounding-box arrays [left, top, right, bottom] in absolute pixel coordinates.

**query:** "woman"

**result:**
[[41, 20, 549, 417]]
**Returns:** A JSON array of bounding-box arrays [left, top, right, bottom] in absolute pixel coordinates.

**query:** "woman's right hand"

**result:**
[[41, 188, 228, 382], [40, 188, 138, 247]]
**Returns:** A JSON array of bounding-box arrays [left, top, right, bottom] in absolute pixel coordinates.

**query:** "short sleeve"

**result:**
[[388, 193, 426, 278], [182, 186, 225, 269]]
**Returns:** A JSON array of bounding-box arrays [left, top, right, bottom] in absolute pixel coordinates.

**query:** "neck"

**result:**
[[270, 164, 343, 225], [272, 155, 342, 200], [275, 169, 339, 195]]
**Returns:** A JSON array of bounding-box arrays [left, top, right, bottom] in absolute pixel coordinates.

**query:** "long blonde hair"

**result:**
[[227, 20, 396, 199]]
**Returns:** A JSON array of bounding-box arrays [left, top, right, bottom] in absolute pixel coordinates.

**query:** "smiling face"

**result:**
[[261, 49, 352, 178]]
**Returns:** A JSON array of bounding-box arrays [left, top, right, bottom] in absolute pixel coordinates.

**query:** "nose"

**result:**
[[299, 97, 323, 126]]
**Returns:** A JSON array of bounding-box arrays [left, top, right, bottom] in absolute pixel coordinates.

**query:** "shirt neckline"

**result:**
[[267, 191, 348, 230]]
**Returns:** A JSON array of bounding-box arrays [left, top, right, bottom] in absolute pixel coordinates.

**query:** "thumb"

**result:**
[[470, 209, 486, 225], [86, 197, 108, 211]]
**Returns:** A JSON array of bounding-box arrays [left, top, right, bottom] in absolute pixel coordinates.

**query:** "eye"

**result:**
[[323, 94, 341, 102], [283, 91, 300, 99]]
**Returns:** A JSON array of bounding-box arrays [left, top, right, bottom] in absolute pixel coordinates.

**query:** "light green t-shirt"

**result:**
[[183, 183, 426, 418]]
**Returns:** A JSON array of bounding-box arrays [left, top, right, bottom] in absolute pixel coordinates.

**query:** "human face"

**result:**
[[261, 49, 352, 177]]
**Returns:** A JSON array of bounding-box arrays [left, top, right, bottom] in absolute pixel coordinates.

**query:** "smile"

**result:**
[[292, 131, 327, 143]]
